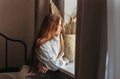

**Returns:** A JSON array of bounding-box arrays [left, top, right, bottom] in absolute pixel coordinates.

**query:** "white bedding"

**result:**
[[0, 65, 31, 79]]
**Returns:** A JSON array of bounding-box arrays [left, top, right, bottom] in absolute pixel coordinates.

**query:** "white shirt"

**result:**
[[36, 35, 66, 71]]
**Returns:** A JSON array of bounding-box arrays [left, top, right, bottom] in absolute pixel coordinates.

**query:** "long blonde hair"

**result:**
[[37, 14, 61, 45], [28, 14, 64, 72]]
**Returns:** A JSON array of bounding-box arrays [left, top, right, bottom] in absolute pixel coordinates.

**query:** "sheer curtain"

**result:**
[[107, 0, 120, 78], [75, 0, 107, 79]]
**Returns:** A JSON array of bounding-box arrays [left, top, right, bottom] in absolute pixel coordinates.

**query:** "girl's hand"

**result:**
[[38, 66, 48, 74], [63, 57, 69, 65]]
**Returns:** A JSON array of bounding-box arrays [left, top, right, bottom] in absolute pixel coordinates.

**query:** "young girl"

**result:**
[[28, 14, 69, 79]]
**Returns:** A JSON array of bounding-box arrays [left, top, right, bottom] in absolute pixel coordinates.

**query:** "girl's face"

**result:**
[[55, 19, 62, 35]]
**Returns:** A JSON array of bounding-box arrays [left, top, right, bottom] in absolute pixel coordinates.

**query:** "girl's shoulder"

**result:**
[[36, 38, 48, 45], [39, 39, 51, 48], [38, 35, 60, 48]]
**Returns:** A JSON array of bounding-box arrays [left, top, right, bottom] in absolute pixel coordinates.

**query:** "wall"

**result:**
[[0, 0, 34, 68], [107, 0, 120, 79]]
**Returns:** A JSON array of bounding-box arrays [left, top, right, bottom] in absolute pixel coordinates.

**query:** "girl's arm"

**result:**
[[36, 44, 68, 71]]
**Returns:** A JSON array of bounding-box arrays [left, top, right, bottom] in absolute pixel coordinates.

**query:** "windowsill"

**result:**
[[60, 62, 75, 78]]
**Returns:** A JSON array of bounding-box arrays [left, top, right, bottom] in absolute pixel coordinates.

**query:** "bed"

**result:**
[[0, 32, 27, 73], [0, 32, 74, 79]]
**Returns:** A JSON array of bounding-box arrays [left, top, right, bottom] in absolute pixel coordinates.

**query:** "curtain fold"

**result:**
[[52, 0, 64, 17], [75, 0, 107, 79], [34, 0, 50, 37]]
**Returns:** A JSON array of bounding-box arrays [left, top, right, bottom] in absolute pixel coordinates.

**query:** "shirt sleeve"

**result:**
[[36, 44, 67, 71]]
